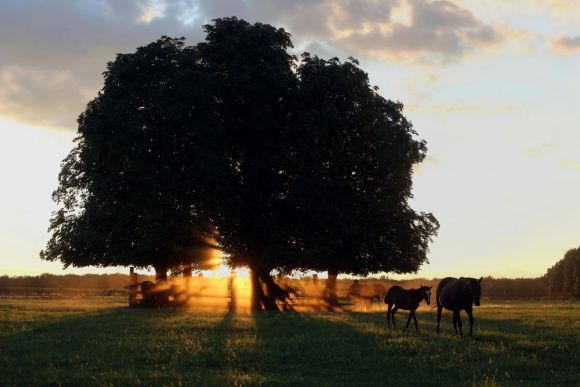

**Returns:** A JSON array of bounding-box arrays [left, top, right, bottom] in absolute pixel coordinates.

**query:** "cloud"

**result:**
[[412, 155, 440, 174], [525, 143, 554, 158], [0, 66, 95, 129], [561, 159, 580, 172], [406, 103, 517, 116], [552, 35, 580, 53], [333, 0, 501, 63], [0, 0, 503, 130], [138, 0, 167, 23], [0, 0, 202, 129]]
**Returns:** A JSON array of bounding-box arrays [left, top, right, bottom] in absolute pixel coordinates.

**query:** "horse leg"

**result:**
[[457, 311, 464, 337], [392, 306, 399, 327], [412, 310, 419, 332], [436, 305, 443, 333], [453, 311, 458, 333], [404, 311, 413, 331], [387, 303, 392, 328], [466, 307, 474, 336]]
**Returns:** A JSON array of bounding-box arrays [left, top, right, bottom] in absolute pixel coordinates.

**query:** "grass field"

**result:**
[[0, 298, 578, 386]]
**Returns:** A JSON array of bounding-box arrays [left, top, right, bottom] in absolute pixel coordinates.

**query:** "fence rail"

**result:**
[[0, 287, 128, 297]]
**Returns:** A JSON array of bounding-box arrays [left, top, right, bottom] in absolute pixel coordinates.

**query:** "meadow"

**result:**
[[0, 298, 578, 386]]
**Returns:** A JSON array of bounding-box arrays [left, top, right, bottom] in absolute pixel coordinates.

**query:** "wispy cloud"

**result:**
[[561, 159, 580, 172], [413, 155, 440, 174], [525, 143, 554, 158], [323, 0, 502, 63], [406, 103, 518, 116], [551, 35, 580, 53], [137, 0, 167, 23]]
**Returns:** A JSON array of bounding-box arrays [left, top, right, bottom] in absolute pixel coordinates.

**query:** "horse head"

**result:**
[[468, 277, 482, 306], [420, 285, 432, 305]]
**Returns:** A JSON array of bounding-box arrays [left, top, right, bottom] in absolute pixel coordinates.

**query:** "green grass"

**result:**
[[0, 298, 578, 386]]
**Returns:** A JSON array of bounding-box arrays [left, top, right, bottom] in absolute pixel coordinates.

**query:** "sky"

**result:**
[[0, 0, 578, 278]]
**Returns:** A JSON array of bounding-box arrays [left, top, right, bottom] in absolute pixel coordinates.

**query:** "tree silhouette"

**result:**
[[42, 18, 439, 310]]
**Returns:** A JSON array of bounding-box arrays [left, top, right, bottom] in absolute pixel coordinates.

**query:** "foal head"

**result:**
[[468, 277, 483, 306], [420, 285, 432, 305]]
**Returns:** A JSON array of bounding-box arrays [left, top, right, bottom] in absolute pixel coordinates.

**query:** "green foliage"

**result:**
[[0, 299, 578, 385]]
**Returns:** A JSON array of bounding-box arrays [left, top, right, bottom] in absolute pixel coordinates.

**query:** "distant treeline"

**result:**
[[544, 247, 580, 299], [478, 277, 546, 299], [350, 277, 546, 299], [0, 273, 154, 291], [0, 272, 556, 299], [2, 252, 579, 299]]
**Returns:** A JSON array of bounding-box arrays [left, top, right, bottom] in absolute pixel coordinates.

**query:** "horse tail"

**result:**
[[383, 287, 392, 304]]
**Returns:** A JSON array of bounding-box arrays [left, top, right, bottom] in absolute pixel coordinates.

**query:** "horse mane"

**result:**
[[457, 278, 471, 291]]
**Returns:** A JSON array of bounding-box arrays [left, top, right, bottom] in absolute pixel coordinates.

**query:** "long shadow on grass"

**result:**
[[0, 307, 234, 384], [0, 307, 150, 384], [253, 310, 579, 386], [252, 311, 464, 386]]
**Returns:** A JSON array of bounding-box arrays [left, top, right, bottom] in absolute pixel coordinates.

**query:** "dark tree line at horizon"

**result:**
[[544, 247, 580, 299], [0, 273, 565, 300], [40, 17, 439, 310]]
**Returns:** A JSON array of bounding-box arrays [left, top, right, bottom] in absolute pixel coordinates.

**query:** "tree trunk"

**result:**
[[257, 269, 283, 311], [250, 268, 263, 312], [249, 266, 286, 311], [325, 269, 339, 308], [153, 264, 169, 306], [129, 267, 138, 307], [154, 264, 168, 282], [183, 263, 192, 277], [181, 263, 192, 306]]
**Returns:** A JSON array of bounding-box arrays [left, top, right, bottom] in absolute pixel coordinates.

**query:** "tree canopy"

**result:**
[[42, 17, 439, 308]]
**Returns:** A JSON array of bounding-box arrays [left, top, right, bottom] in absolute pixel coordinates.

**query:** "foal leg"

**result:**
[[404, 311, 413, 331], [392, 306, 399, 327], [457, 311, 464, 337], [452, 311, 458, 333], [412, 311, 419, 332], [466, 307, 474, 336], [436, 305, 443, 333], [387, 303, 393, 328]]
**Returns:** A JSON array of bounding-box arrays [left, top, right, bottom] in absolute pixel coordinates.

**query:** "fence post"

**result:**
[[229, 271, 237, 313], [129, 267, 138, 307]]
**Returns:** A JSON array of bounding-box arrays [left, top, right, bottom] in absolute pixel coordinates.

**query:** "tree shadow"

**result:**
[[0, 307, 244, 385], [1, 306, 577, 386], [251, 311, 458, 385]]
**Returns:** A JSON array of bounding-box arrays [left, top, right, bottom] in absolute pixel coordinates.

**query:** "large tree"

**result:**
[[42, 18, 439, 310]]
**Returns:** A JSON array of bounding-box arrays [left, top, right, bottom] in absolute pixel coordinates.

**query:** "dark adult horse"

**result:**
[[384, 285, 432, 332], [436, 277, 482, 337]]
